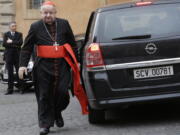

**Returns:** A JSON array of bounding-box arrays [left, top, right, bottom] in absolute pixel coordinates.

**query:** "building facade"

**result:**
[[0, 0, 15, 38], [0, 0, 135, 38]]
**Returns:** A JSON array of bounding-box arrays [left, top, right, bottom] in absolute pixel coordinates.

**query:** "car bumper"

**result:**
[[89, 92, 180, 109], [1, 80, 33, 84]]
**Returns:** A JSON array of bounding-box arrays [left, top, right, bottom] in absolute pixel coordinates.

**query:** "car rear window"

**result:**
[[96, 3, 180, 42]]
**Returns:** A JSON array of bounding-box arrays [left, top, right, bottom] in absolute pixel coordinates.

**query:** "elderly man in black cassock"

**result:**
[[18, 1, 88, 135]]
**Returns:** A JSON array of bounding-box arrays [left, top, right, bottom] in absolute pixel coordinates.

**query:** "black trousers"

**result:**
[[34, 59, 71, 128], [6, 59, 19, 90], [5, 49, 22, 91]]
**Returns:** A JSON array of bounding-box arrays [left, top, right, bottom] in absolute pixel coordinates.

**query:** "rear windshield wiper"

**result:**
[[112, 34, 151, 40]]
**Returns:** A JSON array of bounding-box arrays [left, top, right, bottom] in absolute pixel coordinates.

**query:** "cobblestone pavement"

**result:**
[[1, 82, 180, 135]]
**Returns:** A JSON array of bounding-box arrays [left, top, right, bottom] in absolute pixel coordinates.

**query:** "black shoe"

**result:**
[[55, 113, 64, 128], [39, 127, 49, 135], [4, 90, 13, 95], [20, 90, 24, 94]]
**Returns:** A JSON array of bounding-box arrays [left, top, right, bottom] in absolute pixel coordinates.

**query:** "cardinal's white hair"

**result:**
[[40, 4, 57, 12]]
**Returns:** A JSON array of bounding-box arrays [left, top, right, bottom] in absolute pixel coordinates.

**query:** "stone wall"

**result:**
[[0, 0, 15, 38], [15, 0, 133, 37], [0, 0, 138, 38]]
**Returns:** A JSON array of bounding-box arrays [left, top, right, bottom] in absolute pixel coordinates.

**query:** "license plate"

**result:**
[[133, 66, 174, 79]]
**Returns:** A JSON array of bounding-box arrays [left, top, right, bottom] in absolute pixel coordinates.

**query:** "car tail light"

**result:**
[[136, 1, 152, 6], [86, 43, 104, 68]]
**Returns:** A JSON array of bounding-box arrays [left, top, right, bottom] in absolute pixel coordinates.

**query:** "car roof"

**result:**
[[96, 0, 180, 13]]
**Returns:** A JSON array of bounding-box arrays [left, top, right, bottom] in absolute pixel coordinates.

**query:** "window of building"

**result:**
[[28, 0, 44, 9]]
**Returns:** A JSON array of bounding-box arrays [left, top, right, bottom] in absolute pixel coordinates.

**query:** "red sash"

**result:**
[[37, 44, 89, 114]]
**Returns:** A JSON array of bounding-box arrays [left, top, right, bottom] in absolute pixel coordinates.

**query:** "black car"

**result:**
[[75, 34, 85, 61], [0, 38, 4, 51], [80, 0, 180, 124]]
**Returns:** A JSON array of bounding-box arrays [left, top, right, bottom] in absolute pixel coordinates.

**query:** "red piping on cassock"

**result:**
[[37, 44, 89, 114]]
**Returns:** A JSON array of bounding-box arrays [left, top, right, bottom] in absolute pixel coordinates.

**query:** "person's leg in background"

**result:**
[[15, 61, 24, 94], [5, 62, 14, 95]]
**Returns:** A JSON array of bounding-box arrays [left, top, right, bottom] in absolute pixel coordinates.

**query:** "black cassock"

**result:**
[[19, 18, 78, 128]]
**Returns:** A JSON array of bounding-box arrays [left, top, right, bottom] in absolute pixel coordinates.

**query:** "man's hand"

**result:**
[[18, 67, 27, 80], [7, 38, 12, 43]]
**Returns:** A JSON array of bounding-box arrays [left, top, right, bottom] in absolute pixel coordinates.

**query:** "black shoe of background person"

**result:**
[[20, 90, 24, 94], [18, 82, 25, 94], [39, 127, 50, 135], [55, 112, 64, 128], [19, 87, 24, 94], [4, 89, 13, 95]]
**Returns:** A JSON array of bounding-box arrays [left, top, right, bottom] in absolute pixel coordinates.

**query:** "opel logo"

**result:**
[[145, 43, 157, 54]]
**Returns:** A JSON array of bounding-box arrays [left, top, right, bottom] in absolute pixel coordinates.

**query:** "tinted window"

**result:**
[[97, 3, 180, 42]]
